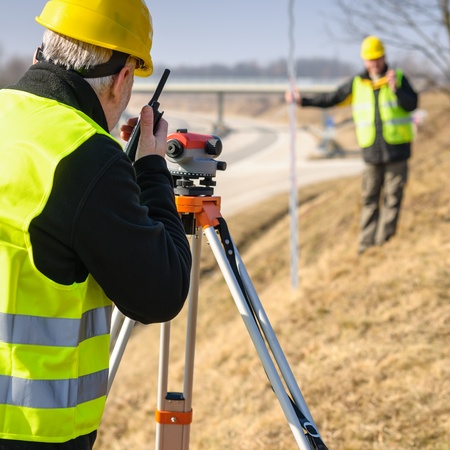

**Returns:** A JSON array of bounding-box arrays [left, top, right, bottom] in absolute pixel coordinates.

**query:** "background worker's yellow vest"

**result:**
[[352, 70, 414, 148], [0, 89, 114, 443]]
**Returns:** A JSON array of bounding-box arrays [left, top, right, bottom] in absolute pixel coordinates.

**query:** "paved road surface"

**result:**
[[161, 109, 364, 217]]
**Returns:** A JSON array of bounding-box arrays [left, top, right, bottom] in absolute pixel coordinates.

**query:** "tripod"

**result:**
[[108, 131, 328, 450]]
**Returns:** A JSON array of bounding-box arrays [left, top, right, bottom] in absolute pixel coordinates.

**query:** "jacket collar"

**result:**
[[10, 61, 109, 132]]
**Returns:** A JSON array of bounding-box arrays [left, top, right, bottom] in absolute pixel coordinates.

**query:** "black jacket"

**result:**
[[9, 61, 192, 324], [301, 65, 418, 164]]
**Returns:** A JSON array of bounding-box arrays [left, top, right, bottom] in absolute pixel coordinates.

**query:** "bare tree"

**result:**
[[333, 0, 450, 92]]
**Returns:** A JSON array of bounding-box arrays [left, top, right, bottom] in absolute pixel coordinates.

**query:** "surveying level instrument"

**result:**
[[109, 130, 328, 450]]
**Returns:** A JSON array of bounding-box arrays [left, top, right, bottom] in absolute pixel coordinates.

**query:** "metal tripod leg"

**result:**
[[108, 308, 136, 394], [155, 228, 201, 450], [203, 225, 319, 450], [236, 250, 319, 430]]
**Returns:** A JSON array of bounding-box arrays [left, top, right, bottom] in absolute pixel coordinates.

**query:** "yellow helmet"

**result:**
[[36, 0, 153, 77], [360, 35, 385, 61]]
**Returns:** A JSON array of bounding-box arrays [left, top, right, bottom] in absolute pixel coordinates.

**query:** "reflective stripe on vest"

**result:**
[[0, 370, 108, 409], [0, 307, 111, 347], [0, 89, 116, 442], [352, 70, 414, 148]]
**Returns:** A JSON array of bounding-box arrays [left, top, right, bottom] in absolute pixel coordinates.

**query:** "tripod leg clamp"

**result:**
[[155, 409, 193, 425]]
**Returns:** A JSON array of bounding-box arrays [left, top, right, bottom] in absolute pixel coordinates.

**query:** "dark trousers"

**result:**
[[359, 160, 408, 252], [0, 432, 97, 450]]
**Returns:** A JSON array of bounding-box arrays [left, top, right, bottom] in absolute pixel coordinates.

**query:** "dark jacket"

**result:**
[[301, 65, 418, 164], [8, 61, 192, 324]]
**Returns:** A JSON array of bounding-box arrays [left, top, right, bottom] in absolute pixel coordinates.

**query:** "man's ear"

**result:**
[[110, 65, 132, 102]]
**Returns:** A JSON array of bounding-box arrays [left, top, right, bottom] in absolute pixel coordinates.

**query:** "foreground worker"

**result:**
[[0, 0, 192, 448], [287, 35, 418, 254]]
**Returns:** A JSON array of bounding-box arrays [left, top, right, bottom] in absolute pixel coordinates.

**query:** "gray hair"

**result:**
[[41, 29, 135, 95]]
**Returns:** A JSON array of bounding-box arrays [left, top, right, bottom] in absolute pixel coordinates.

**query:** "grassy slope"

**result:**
[[97, 91, 450, 450]]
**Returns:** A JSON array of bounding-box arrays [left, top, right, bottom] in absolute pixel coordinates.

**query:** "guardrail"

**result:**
[[131, 79, 340, 134], [132, 80, 340, 95]]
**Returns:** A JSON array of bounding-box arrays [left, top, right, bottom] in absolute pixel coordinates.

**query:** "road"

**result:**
[[160, 109, 364, 217]]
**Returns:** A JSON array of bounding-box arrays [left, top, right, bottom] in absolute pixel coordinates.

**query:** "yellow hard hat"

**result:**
[[36, 0, 153, 77], [360, 35, 385, 61]]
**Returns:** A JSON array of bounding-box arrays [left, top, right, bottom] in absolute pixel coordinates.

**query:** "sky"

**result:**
[[0, 0, 364, 70]]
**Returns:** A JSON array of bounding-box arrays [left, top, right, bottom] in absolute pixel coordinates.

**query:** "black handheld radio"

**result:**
[[125, 68, 171, 162]]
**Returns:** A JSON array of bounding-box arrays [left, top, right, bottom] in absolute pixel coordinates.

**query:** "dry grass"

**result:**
[[97, 91, 450, 449]]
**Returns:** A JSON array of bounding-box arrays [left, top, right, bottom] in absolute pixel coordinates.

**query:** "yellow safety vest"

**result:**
[[0, 89, 113, 443], [352, 70, 414, 148]]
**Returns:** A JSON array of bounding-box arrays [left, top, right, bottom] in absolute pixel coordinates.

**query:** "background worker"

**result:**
[[287, 35, 418, 254], [0, 0, 192, 448]]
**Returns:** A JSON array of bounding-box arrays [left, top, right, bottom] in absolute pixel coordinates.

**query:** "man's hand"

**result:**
[[285, 87, 301, 105], [120, 105, 168, 160], [386, 69, 397, 92]]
